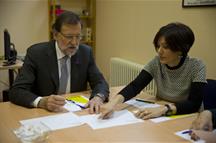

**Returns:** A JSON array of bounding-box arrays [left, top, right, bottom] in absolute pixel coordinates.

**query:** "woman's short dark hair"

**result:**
[[153, 22, 195, 56], [52, 11, 81, 32]]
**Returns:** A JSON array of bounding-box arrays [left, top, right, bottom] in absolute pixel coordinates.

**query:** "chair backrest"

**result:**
[[203, 79, 216, 110]]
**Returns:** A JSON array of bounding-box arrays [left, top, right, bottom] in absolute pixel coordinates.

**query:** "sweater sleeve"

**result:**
[[118, 70, 153, 102], [175, 82, 206, 114]]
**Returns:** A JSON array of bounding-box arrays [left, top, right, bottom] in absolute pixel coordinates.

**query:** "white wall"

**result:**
[[0, 0, 49, 100]]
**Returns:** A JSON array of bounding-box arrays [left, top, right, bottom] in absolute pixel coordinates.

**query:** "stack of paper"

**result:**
[[64, 100, 82, 112], [175, 129, 205, 143], [80, 110, 143, 129], [150, 114, 194, 123], [20, 112, 84, 131], [125, 99, 160, 108], [66, 95, 89, 108], [19, 109, 143, 131]]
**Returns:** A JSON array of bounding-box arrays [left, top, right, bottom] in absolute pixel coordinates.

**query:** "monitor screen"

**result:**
[[3, 29, 17, 66]]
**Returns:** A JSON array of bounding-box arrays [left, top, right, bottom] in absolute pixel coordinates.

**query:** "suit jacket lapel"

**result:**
[[47, 41, 59, 93]]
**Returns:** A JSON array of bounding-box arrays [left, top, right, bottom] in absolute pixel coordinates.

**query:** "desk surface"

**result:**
[[0, 87, 195, 143], [0, 60, 23, 70]]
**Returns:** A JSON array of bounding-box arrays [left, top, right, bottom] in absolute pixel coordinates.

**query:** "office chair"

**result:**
[[203, 79, 216, 110]]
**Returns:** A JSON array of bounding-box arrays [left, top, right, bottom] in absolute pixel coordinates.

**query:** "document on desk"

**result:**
[[150, 114, 195, 123], [66, 95, 89, 108], [125, 99, 160, 108], [20, 112, 84, 131], [175, 129, 205, 143], [80, 110, 143, 130], [150, 116, 171, 123], [63, 100, 82, 112]]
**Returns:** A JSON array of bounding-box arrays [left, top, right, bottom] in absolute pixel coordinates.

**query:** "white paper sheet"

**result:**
[[150, 116, 171, 123], [64, 100, 82, 112], [125, 99, 160, 108], [80, 110, 143, 130], [20, 112, 83, 131], [175, 129, 205, 143], [150, 114, 195, 123]]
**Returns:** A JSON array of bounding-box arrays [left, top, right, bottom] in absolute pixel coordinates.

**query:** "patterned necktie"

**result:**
[[58, 56, 69, 94]]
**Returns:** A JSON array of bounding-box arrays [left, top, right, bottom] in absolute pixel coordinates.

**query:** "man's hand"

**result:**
[[86, 96, 103, 114], [38, 95, 66, 112]]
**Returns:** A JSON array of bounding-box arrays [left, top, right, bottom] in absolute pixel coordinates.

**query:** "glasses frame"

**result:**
[[59, 32, 83, 41]]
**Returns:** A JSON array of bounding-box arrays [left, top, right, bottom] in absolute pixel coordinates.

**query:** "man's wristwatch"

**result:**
[[95, 93, 105, 102], [164, 104, 173, 116]]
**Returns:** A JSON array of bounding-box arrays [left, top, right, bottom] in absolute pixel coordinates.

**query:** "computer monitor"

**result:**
[[4, 29, 17, 66]]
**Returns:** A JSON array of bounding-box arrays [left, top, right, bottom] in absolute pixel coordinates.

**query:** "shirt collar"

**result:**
[[56, 42, 65, 60]]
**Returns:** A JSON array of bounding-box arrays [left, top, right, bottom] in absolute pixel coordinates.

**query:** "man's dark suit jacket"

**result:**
[[9, 40, 109, 107]]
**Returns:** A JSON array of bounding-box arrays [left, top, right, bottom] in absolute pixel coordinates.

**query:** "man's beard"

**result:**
[[68, 46, 79, 56]]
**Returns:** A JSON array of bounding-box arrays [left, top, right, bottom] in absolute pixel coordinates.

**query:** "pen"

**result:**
[[66, 99, 86, 109], [182, 130, 192, 134], [135, 98, 155, 104]]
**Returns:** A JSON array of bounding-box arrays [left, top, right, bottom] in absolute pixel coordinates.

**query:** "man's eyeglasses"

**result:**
[[59, 32, 83, 41]]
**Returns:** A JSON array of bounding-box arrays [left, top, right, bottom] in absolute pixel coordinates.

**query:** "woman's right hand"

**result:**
[[99, 94, 125, 119], [98, 102, 115, 119]]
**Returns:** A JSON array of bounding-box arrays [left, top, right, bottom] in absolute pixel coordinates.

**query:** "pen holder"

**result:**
[[14, 123, 51, 143]]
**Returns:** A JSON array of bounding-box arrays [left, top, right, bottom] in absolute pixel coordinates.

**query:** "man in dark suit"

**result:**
[[9, 11, 109, 113]]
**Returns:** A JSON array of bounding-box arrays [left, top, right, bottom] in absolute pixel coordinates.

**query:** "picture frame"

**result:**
[[182, 0, 216, 7]]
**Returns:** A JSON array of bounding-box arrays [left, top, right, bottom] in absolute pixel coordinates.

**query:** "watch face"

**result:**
[[166, 110, 172, 116], [165, 104, 172, 116]]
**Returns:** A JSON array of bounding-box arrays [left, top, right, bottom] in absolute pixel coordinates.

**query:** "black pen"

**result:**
[[135, 98, 155, 104], [182, 130, 192, 134]]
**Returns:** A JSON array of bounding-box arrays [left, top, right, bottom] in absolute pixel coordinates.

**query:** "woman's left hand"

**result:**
[[135, 106, 167, 120]]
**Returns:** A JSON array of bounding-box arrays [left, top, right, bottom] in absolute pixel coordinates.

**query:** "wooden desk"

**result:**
[[0, 87, 196, 143], [0, 60, 23, 70]]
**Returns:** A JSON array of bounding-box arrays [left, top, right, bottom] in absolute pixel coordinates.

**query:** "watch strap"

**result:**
[[95, 93, 105, 102]]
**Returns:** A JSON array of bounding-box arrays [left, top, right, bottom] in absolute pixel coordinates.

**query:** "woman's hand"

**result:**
[[99, 94, 125, 119], [191, 110, 213, 131], [98, 102, 115, 119], [135, 105, 168, 120]]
